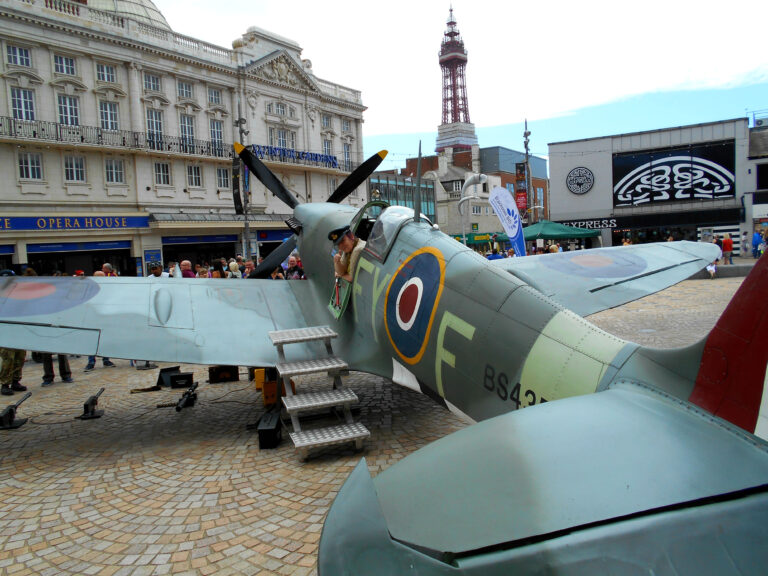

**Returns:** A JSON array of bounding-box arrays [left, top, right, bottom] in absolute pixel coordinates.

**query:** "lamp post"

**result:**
[[234, 99, 250, 259], [459, 173, 487, 246]]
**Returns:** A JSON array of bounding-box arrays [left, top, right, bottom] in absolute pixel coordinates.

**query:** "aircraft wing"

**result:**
[[319, 382, 768, 574], [491, 241, 720, 316], [0, 276, 318, 366]]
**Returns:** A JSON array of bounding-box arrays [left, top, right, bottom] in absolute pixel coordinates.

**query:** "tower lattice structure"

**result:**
[[439, 7, 470, 126], [435, 8, 477, 152]]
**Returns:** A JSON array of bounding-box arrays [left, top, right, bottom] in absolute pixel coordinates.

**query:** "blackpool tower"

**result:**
[[435, 7, 478, 152]]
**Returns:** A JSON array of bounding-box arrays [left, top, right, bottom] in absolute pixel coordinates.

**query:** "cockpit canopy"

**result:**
[[349, 202, 433, 262]]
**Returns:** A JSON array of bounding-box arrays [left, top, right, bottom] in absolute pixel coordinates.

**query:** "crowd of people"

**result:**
[[162, 253, 306, 281]]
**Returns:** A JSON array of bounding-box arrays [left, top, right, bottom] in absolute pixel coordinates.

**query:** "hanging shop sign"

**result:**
[[0, 215, 149, 231], [612, 141, 735, 207]]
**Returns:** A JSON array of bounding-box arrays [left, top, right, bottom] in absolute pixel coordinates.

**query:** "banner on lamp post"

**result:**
[[489, 186, 527, 257]]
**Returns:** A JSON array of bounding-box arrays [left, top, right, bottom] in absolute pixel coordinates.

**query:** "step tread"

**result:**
[[289, 422, 370, 449], [269, 326, 337, 345], [276, 356, 348, 377], [282, 389, 358, 413]]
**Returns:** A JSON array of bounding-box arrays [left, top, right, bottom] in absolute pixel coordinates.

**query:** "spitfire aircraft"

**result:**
[[1, 144, 767, 574]]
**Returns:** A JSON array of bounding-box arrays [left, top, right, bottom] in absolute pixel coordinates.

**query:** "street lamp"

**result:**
[[458, 173, 487, 246]]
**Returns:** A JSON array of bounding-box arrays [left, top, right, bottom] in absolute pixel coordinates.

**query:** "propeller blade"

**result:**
[[234, 142, 300, 210], [327, 150, 388, 204], [249, 236, 298, 279]]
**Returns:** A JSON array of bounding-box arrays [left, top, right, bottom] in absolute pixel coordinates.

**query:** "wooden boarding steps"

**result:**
[[268, 326, 369, 459]]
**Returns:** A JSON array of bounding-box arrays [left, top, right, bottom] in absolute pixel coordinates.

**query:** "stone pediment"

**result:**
[[246, 51, 318, 93]]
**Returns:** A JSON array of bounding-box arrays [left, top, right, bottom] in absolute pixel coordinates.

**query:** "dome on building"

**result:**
[[87, 0, 172, 31]]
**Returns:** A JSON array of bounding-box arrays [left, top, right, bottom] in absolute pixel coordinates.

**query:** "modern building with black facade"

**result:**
[[548, 118, 752, 251]]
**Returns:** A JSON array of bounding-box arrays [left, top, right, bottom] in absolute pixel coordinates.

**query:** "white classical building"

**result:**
[[0, 0, 366, 274]]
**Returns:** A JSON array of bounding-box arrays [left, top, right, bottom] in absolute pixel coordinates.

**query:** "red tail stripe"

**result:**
[[689, 255, 768, 432]]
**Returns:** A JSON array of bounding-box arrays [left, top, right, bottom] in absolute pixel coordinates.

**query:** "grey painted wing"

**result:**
[[0, 276, 315, 366], [493, 241, 720, 316]]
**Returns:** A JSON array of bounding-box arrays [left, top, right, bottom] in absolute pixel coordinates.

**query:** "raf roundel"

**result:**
[[384, 248, 445, 364], [0, 277, 100, 317]]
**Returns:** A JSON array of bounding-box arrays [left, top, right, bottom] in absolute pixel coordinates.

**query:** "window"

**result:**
[[343, 143, 351, 171], [342, 119, 351, 132], [187, 165, 202, 187], [64, 156, 86, 182], [216, 167, 230, 189], [11, 88, 35, 121], [323, 139, 332, 156], [54, 54, 76, 76], [321, 114, 331, 128], [18, 152, 42, 180], [208, 87, 221, 105], [105, 158, 124, 184], [146, 109, 163, 149], [328, 177, 337, 195], [757, 164, 768, 190], [57, 94, 79, 125], [177, 80, 193, 99], [7, 45, 31, 67], [268, 127, 295, 149], [453, 181, 462, 192], [180, 114, 195, 151], [154, 162, 170, 185], [471, 205, 481, 215], [143, 72, 161, 92], [96, 63, 116, 83], [99, 101, 119, 131], [210, 119, 223, 156], [275, 102, 286, 116], [536, 187, 544, 206]]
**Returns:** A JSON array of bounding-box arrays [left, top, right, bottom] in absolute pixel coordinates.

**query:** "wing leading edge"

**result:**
[[0, 276, 317, 366], [493, 241, 720, 316]]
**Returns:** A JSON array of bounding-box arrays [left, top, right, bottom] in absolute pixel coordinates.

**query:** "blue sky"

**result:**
[[154, 0, 767, 172], [365, 81, 768, 171]]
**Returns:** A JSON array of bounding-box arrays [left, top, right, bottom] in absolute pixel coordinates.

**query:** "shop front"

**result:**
[[0, 213, 150, 276]]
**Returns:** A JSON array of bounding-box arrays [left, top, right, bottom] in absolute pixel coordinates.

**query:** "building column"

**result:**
[[126, 62, 143, 133]]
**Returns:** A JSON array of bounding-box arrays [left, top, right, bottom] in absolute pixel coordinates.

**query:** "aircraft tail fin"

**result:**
[[688, 255, 768, 436]]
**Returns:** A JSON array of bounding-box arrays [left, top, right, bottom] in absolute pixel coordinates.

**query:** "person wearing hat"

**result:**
[[329, 225, 366, 283]]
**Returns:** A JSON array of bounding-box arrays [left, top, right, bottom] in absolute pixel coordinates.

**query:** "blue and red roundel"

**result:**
[[384, 247, 445, 364], [0, 277, 100, 317]]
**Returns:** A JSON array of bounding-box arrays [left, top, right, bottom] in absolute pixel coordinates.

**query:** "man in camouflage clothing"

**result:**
[[1, 348, 27, 396]]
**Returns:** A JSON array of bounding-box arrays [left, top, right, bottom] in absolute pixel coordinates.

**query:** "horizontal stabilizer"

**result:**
[[494, 241, 720, 316]]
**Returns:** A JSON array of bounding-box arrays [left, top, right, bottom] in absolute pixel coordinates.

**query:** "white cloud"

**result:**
[[153, 0, 768, 135]]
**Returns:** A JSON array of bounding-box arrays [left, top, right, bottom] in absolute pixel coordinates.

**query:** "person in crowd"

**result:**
[[40, 353, 73, 387], [742, 230, 750, 257], [102, 263, 118, 277], [507, 248, 516, 258], [706, 259, 718, 279], [753, 230, 762, 259], [74, 269, 85, 277], [236, 255, 246, 275], [23, 266, 37, 276], [196, 266, 209, 278], [0, 347, 27, 396], [269, 267, 284, 280], [85, 270, 116, 371], [147, 262, 164, 278], [329, 226, 365, 283], [242, 260, 256, 279], [227, 261, 242, 279], [486, 249, 503, 261], [180, 260, 196, 278], [284, 255, 305, 279], [721, 233, 733, 265], [210, 260, 227, 278]]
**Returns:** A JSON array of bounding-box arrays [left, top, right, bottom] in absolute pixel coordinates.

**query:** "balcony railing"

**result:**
[[0, 116, 359, 172]]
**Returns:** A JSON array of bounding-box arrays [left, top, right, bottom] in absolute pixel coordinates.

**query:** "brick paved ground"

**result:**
[[0, 273, 746, 575]]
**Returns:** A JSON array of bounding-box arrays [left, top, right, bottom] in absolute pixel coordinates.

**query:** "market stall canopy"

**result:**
[[523, 220, 601, 240]]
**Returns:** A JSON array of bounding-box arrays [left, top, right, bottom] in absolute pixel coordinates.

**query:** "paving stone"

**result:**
[[0, 276, 745, 574]]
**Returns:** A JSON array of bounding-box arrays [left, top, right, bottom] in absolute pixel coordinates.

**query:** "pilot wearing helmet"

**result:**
[[328, 225, 366, 283]]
